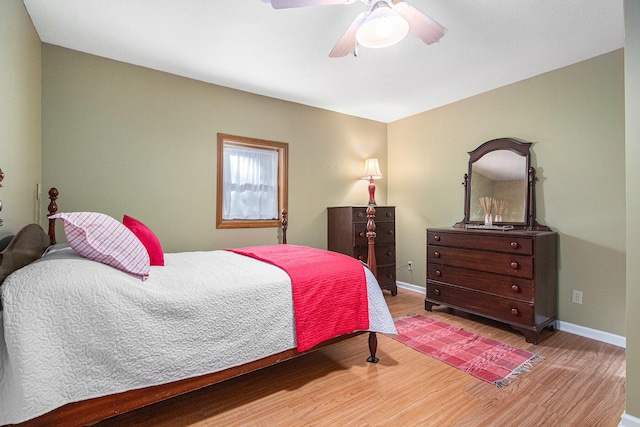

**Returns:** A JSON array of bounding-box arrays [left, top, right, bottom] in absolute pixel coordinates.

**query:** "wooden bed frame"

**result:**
[[3, 188, 381, 427]]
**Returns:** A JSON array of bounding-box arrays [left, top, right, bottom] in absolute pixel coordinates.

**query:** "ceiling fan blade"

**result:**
[[269, 0, 356, 9], [329, 11, 366, 57], [393, 1, 446, 45]]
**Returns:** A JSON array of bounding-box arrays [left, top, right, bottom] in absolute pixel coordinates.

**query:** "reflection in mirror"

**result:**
[[470, 151, 527, 223]]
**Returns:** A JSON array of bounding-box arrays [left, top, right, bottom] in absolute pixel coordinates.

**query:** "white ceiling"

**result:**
[[23, 0, 625, 123]]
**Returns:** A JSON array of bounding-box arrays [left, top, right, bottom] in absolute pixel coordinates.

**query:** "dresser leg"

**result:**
[[511, 326, 540, 344], [424, 300, 437, 311]]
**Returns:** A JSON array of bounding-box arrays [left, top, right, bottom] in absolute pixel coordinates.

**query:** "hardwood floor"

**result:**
[[96, 288, 626, 427]]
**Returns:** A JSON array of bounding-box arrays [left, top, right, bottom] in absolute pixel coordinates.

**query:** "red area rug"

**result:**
[[393, 315, 542, 388]]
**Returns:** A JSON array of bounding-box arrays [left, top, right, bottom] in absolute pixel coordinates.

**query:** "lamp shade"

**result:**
[[356, 3, 409, 49], [362, 158, 383, 180]]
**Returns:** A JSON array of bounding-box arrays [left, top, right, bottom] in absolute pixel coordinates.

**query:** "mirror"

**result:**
[[469, 150, 528, 223], [455, 138, 549, 230]]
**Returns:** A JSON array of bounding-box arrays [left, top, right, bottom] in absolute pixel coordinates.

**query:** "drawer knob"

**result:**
[[511, 308, 519, 316], [434, 235, 441, 242], [388, 230, 394, 235], [434, 270, 442, 277], [434, 289, 441, 296], [510, 262, 519, 270], [357, 212, 364, 218], [433, 251, 441, 258], [359, 231, 365, 238], [386, 212, 392, 218], [511, 284, 521, 292], [510, 241, 519, 249], [386, 251, 392, 257], [387, 273, 393, 278], [358, 255, 364, 261]]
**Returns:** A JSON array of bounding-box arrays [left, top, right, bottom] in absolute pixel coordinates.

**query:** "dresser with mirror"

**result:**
[[426, 138, 558, 344]]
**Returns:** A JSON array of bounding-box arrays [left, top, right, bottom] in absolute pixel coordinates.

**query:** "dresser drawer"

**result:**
[[427, 264, 534, 302], [353, 244, 395, 265], [426, 283, 535, 325], [354, 222, 395, 246], [352, 207, 395, 223], [427, 245, 533, 279], [427, 230, 533, 255], [329, 206, 397, 296], [376, 264, 396, 287]]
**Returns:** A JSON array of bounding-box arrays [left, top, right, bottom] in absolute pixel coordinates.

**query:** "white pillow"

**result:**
[[50, 212, 150, 280]]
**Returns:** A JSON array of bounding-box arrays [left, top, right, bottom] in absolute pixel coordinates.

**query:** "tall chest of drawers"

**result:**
[[328, 206, 397, 295], [425, 227, 557, 344]]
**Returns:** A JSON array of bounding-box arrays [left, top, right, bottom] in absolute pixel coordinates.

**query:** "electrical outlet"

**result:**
[[408, 261, 413, 271], [571, 289, 583, 304]]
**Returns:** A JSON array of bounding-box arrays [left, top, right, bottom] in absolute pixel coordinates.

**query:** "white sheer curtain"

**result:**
[[222, 145, 279, 220]]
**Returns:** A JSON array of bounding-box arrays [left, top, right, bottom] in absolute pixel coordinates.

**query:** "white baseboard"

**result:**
[[395, 281, 626, 348], [396, 281, 426, 294], [556, 320, 626, 348], [620, 412, 640, 427]]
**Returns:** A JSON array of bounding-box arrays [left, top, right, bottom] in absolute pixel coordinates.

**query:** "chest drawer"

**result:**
[[427, 264, 534, 302], [427, 245, 533, 279], [354, 222, 395, 246], [426, 283, 535, 326], [352, 207, 395, 223], [427, 230, 533, 255], [376, 264, 396, 287], [353, 244, 395, 265], [328, 206, 397, 296]]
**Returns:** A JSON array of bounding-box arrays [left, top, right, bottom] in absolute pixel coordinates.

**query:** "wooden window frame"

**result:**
[[216, 133, 288, 229]]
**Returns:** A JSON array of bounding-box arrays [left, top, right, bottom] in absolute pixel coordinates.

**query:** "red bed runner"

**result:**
[[228, 245, 369, 351]]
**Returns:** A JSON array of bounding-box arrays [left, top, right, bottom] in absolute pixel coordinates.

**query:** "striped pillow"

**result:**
[[50, 212, 151, 280]]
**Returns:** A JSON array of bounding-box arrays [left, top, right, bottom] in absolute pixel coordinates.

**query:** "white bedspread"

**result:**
[[0, 245, 396, 425]]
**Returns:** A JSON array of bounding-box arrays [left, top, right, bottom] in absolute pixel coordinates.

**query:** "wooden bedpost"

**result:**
[[366, 204, 377, 278], [281, 209, 288, 245], [47, 187, 59, 246], [367, 332, 379, 363], [365, 203, 380, 364]]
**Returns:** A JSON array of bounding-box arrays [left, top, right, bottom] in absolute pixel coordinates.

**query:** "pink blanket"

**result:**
[[228, 245, 369, 351]]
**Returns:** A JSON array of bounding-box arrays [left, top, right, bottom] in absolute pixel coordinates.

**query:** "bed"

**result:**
[[0, 188, 396, 426]]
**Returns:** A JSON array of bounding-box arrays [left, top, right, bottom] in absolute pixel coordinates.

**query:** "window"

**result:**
[[216, 134, 288, 229]]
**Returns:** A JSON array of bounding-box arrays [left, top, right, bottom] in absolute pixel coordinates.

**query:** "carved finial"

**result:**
[[281, 208, 288, 245], [48, 187, 59, 216], [48, 188, 59, 245]]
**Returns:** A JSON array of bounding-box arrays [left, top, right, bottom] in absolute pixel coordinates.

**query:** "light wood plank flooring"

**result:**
[[96, 288, 626, 427]]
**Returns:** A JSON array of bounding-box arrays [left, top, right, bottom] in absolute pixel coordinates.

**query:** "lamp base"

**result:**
[[368, 179, 377, 206]]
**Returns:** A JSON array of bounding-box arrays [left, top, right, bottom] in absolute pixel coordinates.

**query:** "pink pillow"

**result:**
[[122, 215, 164, 266], [50, 212, 150, 280]]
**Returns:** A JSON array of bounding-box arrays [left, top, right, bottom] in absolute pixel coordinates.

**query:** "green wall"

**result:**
[[40, 44, 388, 252], [625, 0, 640, 420], [388, 50, 626, 337], [0, 0, 42, 238]]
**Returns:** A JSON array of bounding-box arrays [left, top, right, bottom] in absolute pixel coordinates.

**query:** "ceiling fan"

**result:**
[[263, 0, 446, 57]]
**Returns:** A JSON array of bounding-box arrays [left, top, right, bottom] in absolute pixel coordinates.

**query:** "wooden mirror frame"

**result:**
[[454, 138, 550, 231]]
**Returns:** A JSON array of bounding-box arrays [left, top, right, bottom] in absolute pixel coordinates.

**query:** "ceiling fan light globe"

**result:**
[[356, 7, 409, 48], [375, 16, 393, 39]]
